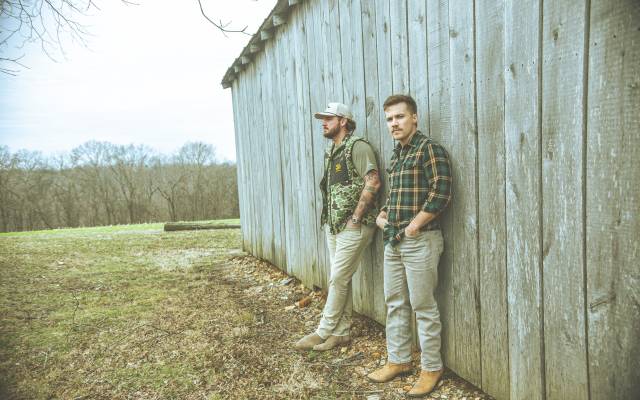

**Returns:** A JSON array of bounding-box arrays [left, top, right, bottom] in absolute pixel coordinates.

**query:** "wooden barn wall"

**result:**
[[230, 1, 640, 399]]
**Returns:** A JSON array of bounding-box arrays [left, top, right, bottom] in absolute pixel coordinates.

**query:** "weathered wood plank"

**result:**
[[426, 0, 456, 372], [359, 0, 387, 324], [323, 0, 344, 102], [586, 1, 640, 399], [252, 60, 275, 264], [305, 0, 330, 289], [375, 0, 394, 185], [541, 0, 590, 398], [292, 3, 318, 288], [407, 0, 429, 134], [274, 25, 297, 276], [237, 75, 259, 257], [448, 0, 481, 387], [230, 82, 249, 251], [281, 14, 310, 284], [504, 0, 545, 399], [338, 0, 375, 318], [390, 0, 409, 94], [262, 37, 287, 270], [475, 0, 509, 398]]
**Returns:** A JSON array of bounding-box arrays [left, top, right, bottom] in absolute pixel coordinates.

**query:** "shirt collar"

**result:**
[[393, 130, 423, 154], [330, 133, 353, 155]]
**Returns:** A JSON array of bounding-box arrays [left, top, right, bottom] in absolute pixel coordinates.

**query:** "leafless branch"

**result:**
[[0, 0, 134, 75], [196, 0, 252, 37], [0, 55, 28, 75]]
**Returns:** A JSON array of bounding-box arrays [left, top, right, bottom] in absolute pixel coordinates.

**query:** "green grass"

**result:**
[[0, 220, 242, 399]]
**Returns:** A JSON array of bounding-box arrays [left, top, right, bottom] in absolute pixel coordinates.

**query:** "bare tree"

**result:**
[[1, 0, 257, 74], [108, 144, 153, 224], [0, 141, 239, 232], [71, 140, 117, 225], [0, 0, 101, 74]]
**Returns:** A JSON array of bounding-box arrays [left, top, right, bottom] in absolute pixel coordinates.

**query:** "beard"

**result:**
[[323, 125, 340, 139]]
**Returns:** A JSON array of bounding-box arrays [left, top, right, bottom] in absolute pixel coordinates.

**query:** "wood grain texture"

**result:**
[[292, 3, 318, 288], [586, 1, 640, 399], [426, 0, 456, 372], [475, 0, 509, 398], [448, 0, 481, 387], [230, 83, 249, 251], [504, 1, 545, 399], [305, 0, 330, 289], [359, 0, 387, 323], [542, 1, 590, 398], [375, 0, 395, 173], [390, 0, 409, 94], [407, 0, 429, 134], [338, 0, 375, 318]]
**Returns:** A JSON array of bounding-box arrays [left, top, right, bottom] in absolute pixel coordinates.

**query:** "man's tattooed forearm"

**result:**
[[353, 170, 380, 219], [364, 170, 379, 182]]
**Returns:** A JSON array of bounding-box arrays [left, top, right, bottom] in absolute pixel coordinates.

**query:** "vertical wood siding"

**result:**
[[229, 1, 640, 399]]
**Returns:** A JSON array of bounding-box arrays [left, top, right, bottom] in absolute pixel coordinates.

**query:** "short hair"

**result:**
[[383, 94, 418, 115], [346, 119, 356, 132]]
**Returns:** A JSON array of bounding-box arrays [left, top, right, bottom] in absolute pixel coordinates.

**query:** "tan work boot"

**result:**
[[406, 369, 443, 397], [312, 335, 350, 351], [294, 332, 324, 350], [367, 362, 413, 383]]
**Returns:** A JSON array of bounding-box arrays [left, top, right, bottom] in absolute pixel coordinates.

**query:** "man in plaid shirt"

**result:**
[[367, 95, 452, 397]]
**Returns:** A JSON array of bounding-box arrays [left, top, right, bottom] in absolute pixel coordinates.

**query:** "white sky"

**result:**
[[0, 0, 278, 162]]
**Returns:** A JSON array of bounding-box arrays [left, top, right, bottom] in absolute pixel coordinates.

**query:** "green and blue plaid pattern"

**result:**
[[381, 131, 452, 246]]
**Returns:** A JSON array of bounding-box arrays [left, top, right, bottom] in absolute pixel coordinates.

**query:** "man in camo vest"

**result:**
[[294, 102, 381, 351]]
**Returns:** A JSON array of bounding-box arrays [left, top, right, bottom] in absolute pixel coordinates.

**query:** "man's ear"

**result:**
[[340, 118, 348, 128]]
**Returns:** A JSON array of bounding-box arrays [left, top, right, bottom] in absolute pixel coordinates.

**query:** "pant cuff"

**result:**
[[315, 328, 329, 340], [387, 355, 412, 365]]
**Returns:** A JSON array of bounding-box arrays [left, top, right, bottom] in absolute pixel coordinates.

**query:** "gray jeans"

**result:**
[[383, 230, 444, 371], [316, 224, 375, 338]]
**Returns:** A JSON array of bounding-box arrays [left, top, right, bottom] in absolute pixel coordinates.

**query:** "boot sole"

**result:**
[[404, 374, 443, 398]]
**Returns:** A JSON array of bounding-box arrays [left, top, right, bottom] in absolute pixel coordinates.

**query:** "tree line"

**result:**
[[0, 141, 239, 232]]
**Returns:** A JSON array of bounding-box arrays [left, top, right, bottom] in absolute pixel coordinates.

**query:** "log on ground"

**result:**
[[163, 222, 241, 232]]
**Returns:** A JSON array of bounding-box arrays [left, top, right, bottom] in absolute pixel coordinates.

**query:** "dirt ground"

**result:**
[[0, 225, 492, 399], [213, 255, 492, 400]]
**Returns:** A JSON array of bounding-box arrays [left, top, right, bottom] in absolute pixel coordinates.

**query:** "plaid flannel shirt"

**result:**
[[381, 131, 452, 246]]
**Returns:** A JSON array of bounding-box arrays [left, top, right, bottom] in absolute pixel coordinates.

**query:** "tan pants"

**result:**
[[384, 230, 444, 371], [316, 224, 375, 338]]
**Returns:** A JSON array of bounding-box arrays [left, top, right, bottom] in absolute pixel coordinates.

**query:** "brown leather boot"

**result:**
[[312, 335, 350, 351], [406, 369, 443, 397], [366, 362, 413, 383], [294, 332, 324, 350]]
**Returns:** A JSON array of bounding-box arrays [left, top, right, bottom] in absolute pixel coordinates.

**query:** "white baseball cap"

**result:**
[[314, 102, 353, 121]]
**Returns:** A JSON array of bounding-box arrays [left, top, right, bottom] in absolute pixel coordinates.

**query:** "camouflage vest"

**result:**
[[320, 134, 378, 234]]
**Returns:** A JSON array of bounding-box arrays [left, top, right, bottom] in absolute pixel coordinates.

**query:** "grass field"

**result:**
[[0, 220, 242, 399], [0, 220, 490, 400]]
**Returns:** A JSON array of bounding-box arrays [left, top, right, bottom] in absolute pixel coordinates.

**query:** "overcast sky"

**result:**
[[0, 0, 277, 161]]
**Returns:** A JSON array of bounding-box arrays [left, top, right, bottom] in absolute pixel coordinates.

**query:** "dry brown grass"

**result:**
[[0, 223, 491, 399]]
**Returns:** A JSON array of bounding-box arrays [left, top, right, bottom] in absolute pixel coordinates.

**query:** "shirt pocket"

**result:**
[[385, 157, 398, 174], [385, 158, 399, 184]]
